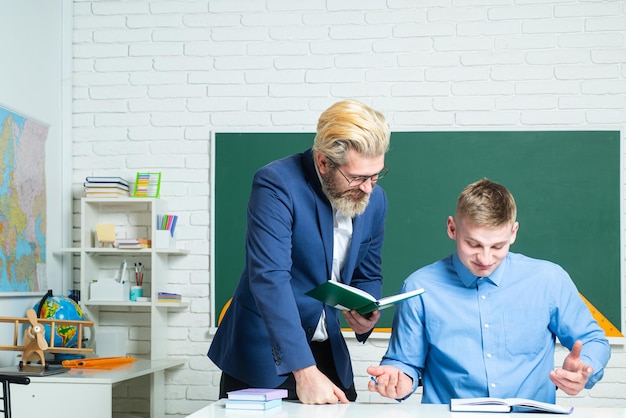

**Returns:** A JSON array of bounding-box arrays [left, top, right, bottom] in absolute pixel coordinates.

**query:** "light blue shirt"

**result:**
[[381, 252, 610, 404]]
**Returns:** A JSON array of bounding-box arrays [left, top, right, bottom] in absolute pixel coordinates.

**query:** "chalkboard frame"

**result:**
[[211, 131, 622, 336]]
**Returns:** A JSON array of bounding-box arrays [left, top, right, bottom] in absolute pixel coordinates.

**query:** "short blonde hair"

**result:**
[[456, 178, 517, 227], [312, 99, 390, 164]]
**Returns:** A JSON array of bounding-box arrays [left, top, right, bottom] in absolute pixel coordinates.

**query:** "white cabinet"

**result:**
[[74, 197, 188, 359], [64, 197, 187, 416]]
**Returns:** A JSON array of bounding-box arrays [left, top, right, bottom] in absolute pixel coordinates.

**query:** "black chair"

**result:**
[[0, 375, 30, 418]]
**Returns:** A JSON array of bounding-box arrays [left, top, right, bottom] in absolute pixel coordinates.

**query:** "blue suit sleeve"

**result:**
[[245, 165, 316, 375]]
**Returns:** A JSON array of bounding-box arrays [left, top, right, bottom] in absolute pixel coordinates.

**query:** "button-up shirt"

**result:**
[[311, 207, 352, 341], [381, 252, 610, 404]]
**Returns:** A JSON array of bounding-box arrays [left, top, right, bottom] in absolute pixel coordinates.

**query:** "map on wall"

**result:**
[[0, 105, 49, 293]]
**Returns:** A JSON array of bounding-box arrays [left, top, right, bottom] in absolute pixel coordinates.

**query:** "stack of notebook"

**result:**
[[84, 176, 130, 198], [225, 388, 288, 410], [157, 292, 181, 303]]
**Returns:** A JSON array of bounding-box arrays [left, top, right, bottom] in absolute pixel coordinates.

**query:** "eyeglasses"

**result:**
[[328, 158, 389, 187]]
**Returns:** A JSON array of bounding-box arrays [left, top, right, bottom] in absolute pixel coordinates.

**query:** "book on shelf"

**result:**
[[116, 238, 140, 244], [85, 193, 130, 199], [305, 280, 425, 315], [84, 182, 130, 191], [450, 397, 573, 414], [224, 398, 282, 411], [115, 238, 143, 249], [138, 239, 151, 248], [157, 292, 181, 302], [85, 187, 130, 194], [84, 186, 130, 198], [85, 176, 130, 187], [227, 388, 288, 402]]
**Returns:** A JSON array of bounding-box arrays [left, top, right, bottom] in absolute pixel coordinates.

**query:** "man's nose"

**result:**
[[358, 178, 375, 193]]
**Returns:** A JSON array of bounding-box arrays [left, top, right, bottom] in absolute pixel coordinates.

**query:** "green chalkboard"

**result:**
[[213, 131, 621, 332]]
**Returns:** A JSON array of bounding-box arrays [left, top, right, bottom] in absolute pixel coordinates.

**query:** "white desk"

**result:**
[[188, 400, 626, 418], [3, 358, 184, 418]]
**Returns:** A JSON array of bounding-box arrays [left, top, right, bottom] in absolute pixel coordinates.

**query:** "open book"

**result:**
[[305, 280, 425, 315], [450, 397, 573, 414]]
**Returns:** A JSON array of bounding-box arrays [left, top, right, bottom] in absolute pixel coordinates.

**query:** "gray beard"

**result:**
[[320, 172, 370, 218]]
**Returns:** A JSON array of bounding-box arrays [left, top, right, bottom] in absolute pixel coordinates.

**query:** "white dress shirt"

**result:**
[[311, 206, 352, 341]]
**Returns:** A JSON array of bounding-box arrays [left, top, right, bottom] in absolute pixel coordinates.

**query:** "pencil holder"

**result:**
[[130, 286, 143, 302], [154, 230, 176, 249]]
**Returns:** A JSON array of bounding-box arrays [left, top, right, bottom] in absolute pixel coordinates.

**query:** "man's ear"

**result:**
[[316, 153, 330, 175], [447, 216, 456, 240], [510, 221, 519, 245]]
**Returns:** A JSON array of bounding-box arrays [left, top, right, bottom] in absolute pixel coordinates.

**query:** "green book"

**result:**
[[305, 280, 425, 315]]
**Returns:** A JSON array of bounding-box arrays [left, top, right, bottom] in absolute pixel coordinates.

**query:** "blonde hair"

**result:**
[[312, 99, 390, 164], [456, 178, 517, 227]]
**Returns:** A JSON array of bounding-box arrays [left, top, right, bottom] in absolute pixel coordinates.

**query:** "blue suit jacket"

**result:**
[[208, 149, 387, 388]]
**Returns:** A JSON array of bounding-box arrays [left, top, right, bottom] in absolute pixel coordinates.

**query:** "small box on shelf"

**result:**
[[90, 278, 130, 302]]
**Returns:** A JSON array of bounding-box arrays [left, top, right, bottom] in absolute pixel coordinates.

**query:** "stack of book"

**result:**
[[84, 176, 130, 198], [225, 388, 288, 411], [157, 292, 181, 303], [138, 239, 151, 249], [115, 238, 143, 249]]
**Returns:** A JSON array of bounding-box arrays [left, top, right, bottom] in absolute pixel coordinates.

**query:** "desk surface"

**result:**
[[188, 400, 626, 418], [0, 357, 184, 384]]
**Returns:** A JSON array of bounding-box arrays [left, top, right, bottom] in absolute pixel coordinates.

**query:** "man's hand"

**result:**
[[293, 366, 349, 404], [549, 340, 593, 395], [343, 309, 380, 335], [367, 365, 413, 400]]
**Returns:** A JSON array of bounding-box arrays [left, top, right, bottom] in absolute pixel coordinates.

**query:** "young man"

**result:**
[[368, 178, 610, 404], [209, 99, 391, 404]]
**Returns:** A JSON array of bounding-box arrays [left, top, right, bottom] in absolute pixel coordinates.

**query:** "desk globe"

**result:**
[[34, 295, 84, 348]]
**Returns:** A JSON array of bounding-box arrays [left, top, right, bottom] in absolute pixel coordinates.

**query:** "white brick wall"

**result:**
[[71, 1, 626, 416]]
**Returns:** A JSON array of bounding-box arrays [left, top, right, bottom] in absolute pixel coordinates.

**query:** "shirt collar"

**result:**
[[452, 252, 509, 288]]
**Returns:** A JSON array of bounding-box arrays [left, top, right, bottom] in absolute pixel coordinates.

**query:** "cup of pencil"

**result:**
[[131, 262, 144, 301], [130, 286, 143, 301]]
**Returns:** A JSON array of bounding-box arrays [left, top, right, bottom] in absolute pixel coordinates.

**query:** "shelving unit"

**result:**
[[62, 197, 188, 416]]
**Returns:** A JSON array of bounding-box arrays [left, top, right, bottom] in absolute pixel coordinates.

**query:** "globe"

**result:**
[[34, 295, 84, 348]]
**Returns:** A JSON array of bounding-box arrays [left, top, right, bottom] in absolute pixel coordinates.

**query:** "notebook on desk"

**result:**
[[0, 364, 69, 377]]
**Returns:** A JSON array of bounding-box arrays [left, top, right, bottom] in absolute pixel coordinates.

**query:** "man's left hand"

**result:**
[[343, 309, 380, 334], [549, 340, 593, 395]]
